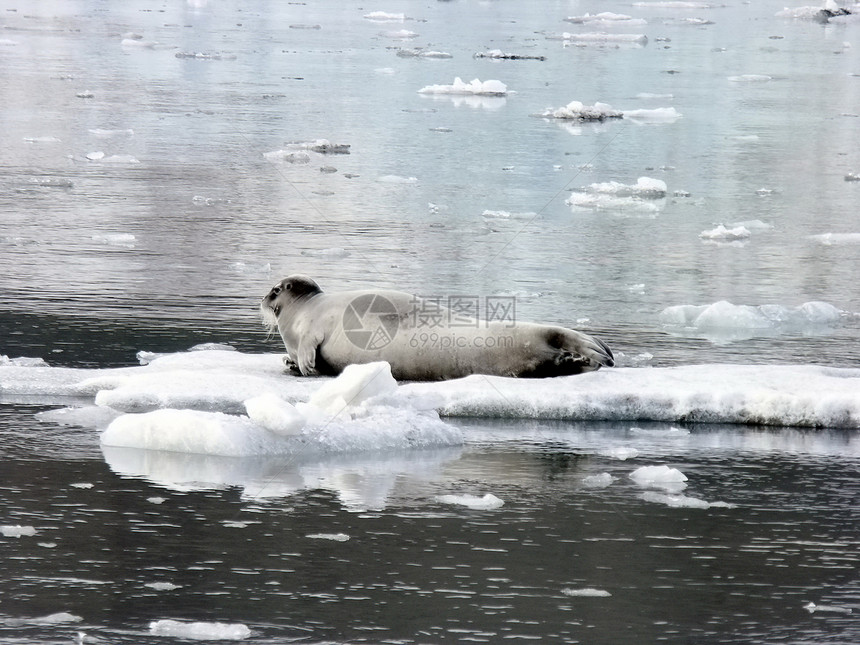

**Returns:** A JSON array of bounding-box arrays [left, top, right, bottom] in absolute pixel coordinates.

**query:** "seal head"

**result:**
[[261, 274, 322, 330]]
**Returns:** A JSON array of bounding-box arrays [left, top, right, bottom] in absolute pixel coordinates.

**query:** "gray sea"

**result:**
[[1, 1, 859, 643]]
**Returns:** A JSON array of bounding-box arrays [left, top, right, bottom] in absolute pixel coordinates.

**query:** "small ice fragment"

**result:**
[[562, 587, 612, 597], [641, 491, 732, 509], [38, 542, 58, 548], [582, 473, 615, 488], [379, 174, 418, 184], [804, 601, 852, 614], [222, 521, 248, 528], [145, 582, 182, 591], [1, 525, 37, 538], [364, 11, 407, 22], [76, 91, 94, 98], [86, 151, 105, 161], [599, 447, 639, 460], [149, 619, 252, 640], [630, 465, 688, 490], [23, 136, 61, 143], [541, 100, 623, 121], [245, 393, 306, 436], [32, 612, 83, 624], [71, 482, 94, 489], [89, 128, 134, 138], [306, 532, 350, 541], [418, 77, 508, 96], [436, 494, 505, 510], [147, 497, 166, 504]]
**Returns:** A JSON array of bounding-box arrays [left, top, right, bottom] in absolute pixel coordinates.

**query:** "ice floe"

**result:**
[[567, 177, 667, 214], [541, 101, 679, 123], [1, 525, 37, 538], [419, 77, 508, 96], [565, 12, 648, 27], [397, 48, 452, 59], [562, 587, 612, 597], [699, 224, 752, 242], [660, 300, 846, 341], [364, 11, 407, 23], [582, 473, 615, 488], [474, 49, 546, 61], [630, 465, 688, 491], [149, 619, 251, 640], [641, 492, 736, 509], [556, 32, 648, 45], [436, 493, 505, 510]]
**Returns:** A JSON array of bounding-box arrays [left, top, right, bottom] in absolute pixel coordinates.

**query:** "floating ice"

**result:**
[[401, 363, 860, 428], [437, 493, 504, 510], [149, 619, 251, 641], [599, 447, 639, 460], [630, 465, 688, 491], [31, 612, 83, 624], [98, 360, 460, 457], [481, 210, 537, 220], [418, 77, 508, 96], [622, 107, 682, 122], [175, 51, 237, 60], [263, 149, 310, 164], [699, 224, 752, 242], [145, 582, 182, 591], [474, 49, 546, 61], [306, 532, 350, 541], [641, 491, 735, 509], [397, 48, 452, 59], [660, 300, 844, 339], [556, 32, 648, 45], [23, 136, 61, 143], [92, 233, 136, 247], [540, 100, 623, 121], [634, 1, 714, 8], [379, 174, 418, 183], [582, 473, 615, 488], [565, 12, 648, 26], [1, 525, 37, 538], [810, 232, 860, 245], [728, 74, 773, 82], [1, 355, 48, 367], [300, 247, 351, 257], [89, 128, 134, 138], [803, 601, 853, 614], [381, 29, 418, 39], [567, 177, 666, 214], [364, 11, 406, 22], [562, 587, 612, 597]]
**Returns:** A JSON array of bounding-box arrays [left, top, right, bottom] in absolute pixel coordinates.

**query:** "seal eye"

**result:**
[[285, 282, 292, 291]]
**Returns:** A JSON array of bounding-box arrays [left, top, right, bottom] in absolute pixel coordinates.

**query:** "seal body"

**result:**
[[261, 275, 614, 381]]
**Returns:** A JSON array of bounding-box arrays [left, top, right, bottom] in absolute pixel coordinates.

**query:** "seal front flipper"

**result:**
[[296, 334, 324, 376], [282, 354, 303, 376]]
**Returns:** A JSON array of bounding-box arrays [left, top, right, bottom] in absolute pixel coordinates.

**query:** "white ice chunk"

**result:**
[[1, 525, 37, 538], [145, 582, 182, 591], [379, 174, 418, 183], [381, 29, 418, 39], [803, 601, 853, 614], [582, 473, 615, 488], [364, 11, 406, 22], [562, 587, 612, 597], [306, 532, 350, 541], [418, 77, 508, 96], [660, 300, 844, 336], [641, 491, 735, 509], [437, 493, 504, 509], [244, 393, 306, 436], [307, 362, 398, 417], [541, 100, 623, 121], [599, 447, 640, 460], [149, 619, 251, 641], [262, 150, 311, 164], [566, 12, 647, 26], [699, 224, 752, 241], [622, 107, 682, 122], [0, 355, 48, 367], [89, 128, 134, 138], [630, 465, 688, 491], [31, 612, 83, 624], [92, 233, 136, 247]]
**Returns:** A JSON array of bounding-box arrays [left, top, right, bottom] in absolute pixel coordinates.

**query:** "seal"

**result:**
[[261, 275, 614, 381]]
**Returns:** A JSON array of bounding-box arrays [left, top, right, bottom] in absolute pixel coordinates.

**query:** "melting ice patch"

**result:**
[[437, 493, 504, 510], [419, 77, 508, 96], [567, 177, 667, 214], [149, 620, 251, 640], [660, 300, 845, 341]]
